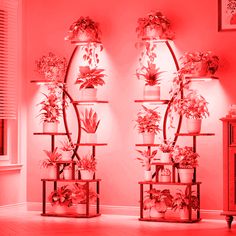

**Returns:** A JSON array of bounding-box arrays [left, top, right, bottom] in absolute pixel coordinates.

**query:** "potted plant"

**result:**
[[64, 16, 101, 43], [172, 90, 209, 133], [143, 188, 173, 218], [172, 146, 199, 183], [136, 11, 174, 40], [60, 139, 75, 161], [136, 62, 164, 100], [159, 139, 174, 163], [41, 147, 62, 179], [77, 153, 96, 180], [172, 187, 199, 220], [135, 105, 161, 144], [136, 149, 157, 181], [80, 108, 100, 143], [35, 52, 67, 83], [63, 165, 73, 180], [159, 168, 171, 183], [38, 87, 64, 133], [71, 183, 98, 214], [75, 66, 106, 101], [48, 185, 72, 214], [179, 51, 219, 77]]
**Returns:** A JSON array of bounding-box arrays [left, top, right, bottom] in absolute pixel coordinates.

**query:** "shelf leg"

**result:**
[[42, 181, 46, 214], [197, 183, 200, 220], [226, 215, 234, 229], [97, 181, 100, 214], [86, 182, 89, 217], [140, 184, 144, 219], [193, 136, 197, 182], [51, 135, 55, 152]]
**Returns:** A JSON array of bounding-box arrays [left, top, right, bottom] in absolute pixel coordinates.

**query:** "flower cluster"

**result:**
[[172, 146, 199, 169], [65, 16, 101, 42], [135, 105, 161, 134], [77, 154, 97, 172], [172, 90, 209, 119], [35, 52, 67, 82], [136, 11, 174, 39]]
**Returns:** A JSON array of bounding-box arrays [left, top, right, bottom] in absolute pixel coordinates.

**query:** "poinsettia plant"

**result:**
[[41, 147, 62, 168], [136, 149, 157, 171], [48, 185, 72, 207], [136, 11, 174, 40], [172, 146, 199, 169], [143, 188, 173, 213], [65, 16, 101, 42], [75, 66, 106, 89], [135, 105, 161, 134], [77, 154, 97, 172], [35, 52, 67, 82], [80, 108, 100, 133]]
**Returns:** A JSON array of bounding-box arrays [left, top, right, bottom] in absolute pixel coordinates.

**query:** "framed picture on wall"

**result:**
[[218, 0, 236, 31]]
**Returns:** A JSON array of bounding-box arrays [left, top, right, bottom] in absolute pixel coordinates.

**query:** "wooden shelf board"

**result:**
[[139, 217, 201, 223], [70, 40, 102, 45], [41, 213, 101, 218], [72, 100, 108, 105], [135, 144, 159, 147], [175, 133, 215, 136], [151, 162, 175, 166], [41, 178, 101, 182], [185, 76, 219, 81], [33, 132, 70, 135], [138, 181, 201, 185], [141, 38, 170, 43], [134, 99, 169, 104], [54, 161, 77, 164], [30, 80, 64, 84], [76, 143, 108, 146]]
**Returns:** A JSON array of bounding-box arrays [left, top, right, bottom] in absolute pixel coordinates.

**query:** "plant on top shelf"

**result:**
[[135, 105, 161, 144], [136, 11, 175, 40], [35, 52, 67, 83], [64, 16, 102, 43], [143, 188, 173, 218]]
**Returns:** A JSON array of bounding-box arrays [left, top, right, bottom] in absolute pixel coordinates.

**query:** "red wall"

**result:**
[[24, 0, 234, 211]]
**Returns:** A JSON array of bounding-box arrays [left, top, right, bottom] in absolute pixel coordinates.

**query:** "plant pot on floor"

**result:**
[[143, 85, 160, 100], [178, 168, 194, 183], [80, 88, 97, 101], [149, 207, 165, 218], [80, 170, 94, 180], [43, 121, 58, 133], [142, 132, 155, 144], [144, 170, 152, 181], [186, 119, 202, 134]]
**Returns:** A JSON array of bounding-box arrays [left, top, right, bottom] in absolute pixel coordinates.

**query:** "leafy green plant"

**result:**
[[77, 154, 97, 172], [41, 147, 62, 168], [136, 149, 157, 171], [80, 108, 100, 133]]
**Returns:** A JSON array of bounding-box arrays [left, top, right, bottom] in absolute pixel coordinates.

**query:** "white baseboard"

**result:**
[[26, 202, 223, 220]]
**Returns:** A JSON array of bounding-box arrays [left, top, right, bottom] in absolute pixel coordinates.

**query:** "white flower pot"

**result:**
[[47, 165, 57, 179], [143, 85, 160, 100], [160, 152, 171, 163], [149, 207, 165, 218], [142, 132, 155, 144], [179, 207, 189, 220], [52, 205, 68, 214], [63, 168, 72, 180], [61, 151, 72, 161], [76, 203, 87, 214], [178, 168, 194, 183], [80, 170, 94, 180], [186, 119, 202, 134], [43, 122, 58, 133], [73, 30, 94, 42], [144, 26, 163, 39], [80, 88, 97, 101], [86, 133, 97, 143], [144, 170, 152, 181], [159, 175, 171, 183]]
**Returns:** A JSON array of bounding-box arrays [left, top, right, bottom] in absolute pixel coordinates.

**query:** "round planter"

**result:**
[[52, 205, 68, 214], [80, 170, 94, 180], [143, 85, 160, 100], [43, 122, 58, 133], [160, 152, 171, 163], [71, 30, 96, 44], [63, 167, 73, 180], [191, 61, 208, 77], [159, 175, 171, 183], [144, 170, 152, 181], [144, 26, 163, 39], [179, 207, 189, 220], [76, 203, 87, 214], [61, 151, 72, 161], [186, 119, 202, 134], [80, 88, 97, 101], [149, 207, 165, 218], [142, 132, 155, 144], [86, 133, 97, 143], [47, 165, 57, 179], [178, 168, 194, 183]]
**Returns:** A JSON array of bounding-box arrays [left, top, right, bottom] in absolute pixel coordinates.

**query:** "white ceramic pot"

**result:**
[[160, 152, 171, 163], [178, 168, 194, 183], [61, 151, 72, 161], [144, 26, 163, 39], [76, 203, 87, 214], [80, 170, 94, 180], [43, 122, 58, 133], [179, 207, 189, 220], [80, 88, 97, 101], [159, 175, 171, 183], [186, 119, 202, 134], [142, 132, 155, 144], [63, 167, 72, 180], [52, 205, 67, 214], [144, 170, 152, 181], [86, 133, 97, 143], [47, 165, 57, 179], [149, 207, 165, 218], [143, 85, 160, 100], [72, 30, 96, 43]]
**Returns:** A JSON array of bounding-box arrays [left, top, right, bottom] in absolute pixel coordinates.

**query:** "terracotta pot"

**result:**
[[47, 165, 57, 179], [143, 85, 160, 100], [178, 168, 194, 183], [186, 119, 202, 134], [80, 170, 94, 180], [179, 207, 189, 220], [149, 207, 165, 218], [144, 170, 152, 181], [142, 132, 155, 144], [160, 152, 171, 163], [43, 122, 58, 133], [80, 88, 97, 101]]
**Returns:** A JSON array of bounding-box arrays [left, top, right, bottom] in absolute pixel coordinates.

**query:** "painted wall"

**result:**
[[24, 0, 234, 211]]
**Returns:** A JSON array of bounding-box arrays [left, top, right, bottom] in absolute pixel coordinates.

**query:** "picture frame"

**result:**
[[218, 0, 236, 31]]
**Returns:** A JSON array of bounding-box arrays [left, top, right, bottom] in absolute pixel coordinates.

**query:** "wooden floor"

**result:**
[[0, 205, 234, 236]]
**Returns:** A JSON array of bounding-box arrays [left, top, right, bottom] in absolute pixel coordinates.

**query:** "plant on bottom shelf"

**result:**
[[75, 66, 106, 89], [35, 52, 67, 83], [136, 149, 158, 171], [143, 189, 173, 217], [80, 108, 100, 133], [41, 147, 62, 168], [48, 185, 72, 207]]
